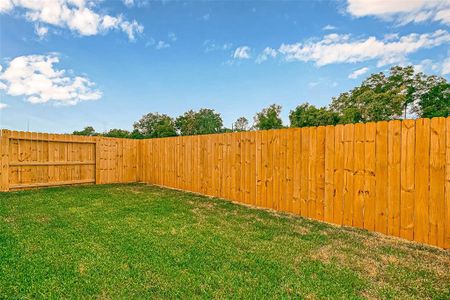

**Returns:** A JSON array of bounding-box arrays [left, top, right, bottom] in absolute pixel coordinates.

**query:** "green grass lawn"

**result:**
[[1, 184, 449, 299]]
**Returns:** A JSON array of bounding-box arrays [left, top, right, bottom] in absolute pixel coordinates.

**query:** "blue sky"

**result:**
[[0, 0, 449, 133]]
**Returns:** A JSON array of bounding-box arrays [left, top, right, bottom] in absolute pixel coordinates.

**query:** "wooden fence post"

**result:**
[[1, 129, 10, 192], [137, 139, 143, 182], [95, 137, 101, 185]]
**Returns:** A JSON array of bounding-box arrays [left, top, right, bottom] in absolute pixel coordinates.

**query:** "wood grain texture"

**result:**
[[445, 117, 450, 249], [429, 118, 446, 247], [414, 118, 430, 244], [375, 121, 388, 234], [4, 131, 138, 189], [387, 121, 401, 237], [400, 120, 415, 241]]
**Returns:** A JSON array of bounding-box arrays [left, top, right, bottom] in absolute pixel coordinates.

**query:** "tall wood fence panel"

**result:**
[[141, 117, 450, 249], [0, 130, 139, 190]]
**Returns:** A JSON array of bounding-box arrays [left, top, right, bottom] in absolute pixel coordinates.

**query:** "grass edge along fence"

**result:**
[[1, 116, 450, 249]]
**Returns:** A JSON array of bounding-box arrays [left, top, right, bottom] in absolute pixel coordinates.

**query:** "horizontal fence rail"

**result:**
[[140, 117, 450, 249], [1, 117, 449, 249]]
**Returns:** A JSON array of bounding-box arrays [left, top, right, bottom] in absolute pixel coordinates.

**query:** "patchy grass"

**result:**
[[0, 183, 449, 299]]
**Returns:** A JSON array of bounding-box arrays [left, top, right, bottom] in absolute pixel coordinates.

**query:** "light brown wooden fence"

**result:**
[[0, 130, 139, 190], [1, 117, 449, 249], [140, 117, 450, 249]]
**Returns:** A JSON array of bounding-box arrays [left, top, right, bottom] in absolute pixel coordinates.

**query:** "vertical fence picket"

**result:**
[[324, 126, 334, 223], [261, 131, 269, 208], [400, 120, 415, 241], [353, 123, 365, 229], [429, 118, 446, 247], [287, 129, 295, 214], [387, 120, 401, 237], [333, 125, 344, 225], [301, 127, 310, 217], [309, 127, 317, 219], [364, 123, 376, 231], [375, 121, 388, 234], [445, 117, 450, 249], [343, 124, 354, 227], [0, 130, 9, 191], [414, 118, 430, 244]]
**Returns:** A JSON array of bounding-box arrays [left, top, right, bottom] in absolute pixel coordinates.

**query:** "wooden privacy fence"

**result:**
[[140, 117, 450, 249], [0, 130, 140, 190], [1, 117, 450, 249]]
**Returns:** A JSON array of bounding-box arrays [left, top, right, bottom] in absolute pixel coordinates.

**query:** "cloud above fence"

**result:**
[[348, 67, 369, 79], [0, 54, 102, 106], [0, 0, 143, 40], [346, 0, 450, 26], [277, 30, 450, 67], [233, 46, 251, 60]]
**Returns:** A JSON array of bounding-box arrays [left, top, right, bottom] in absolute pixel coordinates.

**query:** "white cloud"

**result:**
[[255, 47, 277, 63], [233, 46, 251, 60], [278, 30, 450, 67], [119, 20, 144, 41], [168, 32, 177, 42], [0, 0, 13, 12], [146, 33, 176, 50], [384, 33, 399, 41], [435, 8, 450, 25], [0, 103, 8, 109], [442, 57, 450, 75], [308, 81, 319, 88], [202, 13, 210, 21], [346, 0, 450, 26], [348, 67, 369, 79], [122, 0, 148, 8], [0, 54, 101, 105], [413, 59, 439, 73], [0, 0, 143, 40], [101, 15, 120, 30], [323, 25, 336, 30], [203, 40, 232, 53], [156, 40, 170, 49], [123, 0, 134, 7], [35, 24, 49, 38], [412, 57, 450, 75]]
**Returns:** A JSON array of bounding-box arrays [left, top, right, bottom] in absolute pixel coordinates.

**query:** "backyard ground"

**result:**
[[0, 184, 449, 299]]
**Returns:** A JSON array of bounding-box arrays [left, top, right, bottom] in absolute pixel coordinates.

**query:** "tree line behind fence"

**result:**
[[1, 117, 450, 249]]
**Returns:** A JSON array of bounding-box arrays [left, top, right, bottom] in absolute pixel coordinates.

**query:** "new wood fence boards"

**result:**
[[1, 116, 450, 249], [140, 117, 450, 249], [0, 130, 139, 190]]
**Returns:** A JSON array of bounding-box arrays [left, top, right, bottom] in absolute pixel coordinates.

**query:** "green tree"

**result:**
[[233, 116, 249, 131], [133, 113, 177, 138], [253, 104, 283, 130], [289, 103, 339, 127], [331, 66, 448, 122], [73, 126, 97, 136], [175, 109, 223, 135], [103, 129, 131, 138], [386, 66, 446, 117], [130, 129, 145, 139], [419, 82, 450, 118], [331, 87, 405, 123], [220, 128, 234, 133]]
